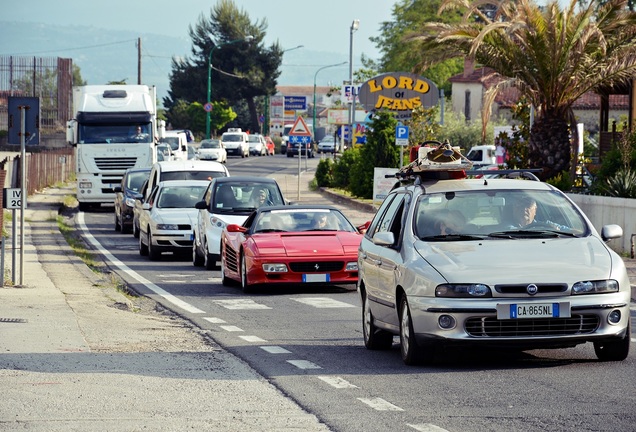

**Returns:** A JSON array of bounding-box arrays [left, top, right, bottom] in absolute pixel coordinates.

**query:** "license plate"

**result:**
[[510, 303, 559, 319], [302, 274, 330, 283]]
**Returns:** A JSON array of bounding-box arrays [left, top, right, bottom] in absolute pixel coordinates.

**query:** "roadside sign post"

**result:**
[[395, 125, 409, 167], [288, 116, 313, 201]]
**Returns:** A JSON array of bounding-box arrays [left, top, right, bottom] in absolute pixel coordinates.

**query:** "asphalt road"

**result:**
[[79, 154, 636, 432]]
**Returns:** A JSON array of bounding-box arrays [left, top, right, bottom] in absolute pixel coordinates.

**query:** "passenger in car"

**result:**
[[434, 210, 466, 235]]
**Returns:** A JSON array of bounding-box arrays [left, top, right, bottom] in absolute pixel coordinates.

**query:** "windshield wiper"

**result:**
[[489, 230, 559, 238], [421, 234, 485, 241]]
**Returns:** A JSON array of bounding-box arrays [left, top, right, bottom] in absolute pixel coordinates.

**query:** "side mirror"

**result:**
[[227, 224, 247, 233], [113, 186, 122, 193], [195, 200, 206, 210], [142, 202, 151, 210]]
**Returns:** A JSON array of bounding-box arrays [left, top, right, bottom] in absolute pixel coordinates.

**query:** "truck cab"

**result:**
[[466, 145, 497, 167]]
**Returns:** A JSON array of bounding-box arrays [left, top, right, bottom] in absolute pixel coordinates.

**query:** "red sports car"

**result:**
[[220, 205, 366, 292]]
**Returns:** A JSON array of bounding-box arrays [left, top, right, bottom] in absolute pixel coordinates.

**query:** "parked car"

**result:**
[[357, 148, 631, 365], [264, 136, 275, 156], [221, 205, 364, 292], [132, 160, 230, 238], [113, 167, 151, 233], [193, 177, 286, 270], [248, 134, 267, 156], [317, 135, 336, 153], [197, 139, 227, 163], [138, 180, 210, 260]]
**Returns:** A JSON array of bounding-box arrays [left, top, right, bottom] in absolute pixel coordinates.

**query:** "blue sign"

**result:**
[[396, 126, 409, 140], [289, 135, 311, 144], [284, 96, 306, 110]]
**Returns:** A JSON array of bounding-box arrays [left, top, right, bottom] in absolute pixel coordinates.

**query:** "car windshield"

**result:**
[[252, 209, 357, 233], [222, 134, 242, 142], [126, 171, 149, 192], [157, 185, 208, 208], [160, 137, 180, 150], [414, 189, 589, 240], [162, 171, 226, 181], [248, 136, 261, 143], [200, 141, 219, 148], [212, 182, 285, 213]]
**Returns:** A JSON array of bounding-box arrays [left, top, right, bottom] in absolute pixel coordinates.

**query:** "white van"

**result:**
[[159, 130, 189, 161], [221, 128, 249, 158], [132, 160, 230, 237]]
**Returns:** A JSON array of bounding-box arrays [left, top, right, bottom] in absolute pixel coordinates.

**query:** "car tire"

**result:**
[[148, 231, 161, 261], [192, 236, 204, 267], [203, 238, 218, 270], [593, 322, 631, 361], [114, 212, 121, 232], [133, 220, 140, 239], [362, 289, 393, 350], [139, 231, 148, 256], [287, 152, 293, 158], [399, 296, 432, 365], [240, 253, 253, 293]]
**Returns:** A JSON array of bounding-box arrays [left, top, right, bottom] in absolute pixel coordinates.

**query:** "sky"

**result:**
[[5, 0, 397, 61]]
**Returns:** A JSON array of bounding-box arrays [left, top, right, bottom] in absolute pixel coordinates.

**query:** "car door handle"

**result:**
[[361, 252, 367, 259], [374, 259, 382, 266]]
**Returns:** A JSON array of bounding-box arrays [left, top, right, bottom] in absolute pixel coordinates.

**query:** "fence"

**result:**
[[0, 56, 74, 136], [0, 148, 75, 194]]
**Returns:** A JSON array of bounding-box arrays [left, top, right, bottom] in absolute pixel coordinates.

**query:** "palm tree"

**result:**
[[410, 0, 636, 180]]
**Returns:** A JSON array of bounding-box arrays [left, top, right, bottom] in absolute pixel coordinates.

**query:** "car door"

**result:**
[[362, 192, 408, 325]]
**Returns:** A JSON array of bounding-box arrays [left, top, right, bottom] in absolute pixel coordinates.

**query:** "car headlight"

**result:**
[[156, 224, 179, 230], [124, 197, 136, 208], [345, 262, 358, 271], [211, 217, 226, 229], [435, 284, 492, 298], [571, 280, 619, 295], [263, 263, 288, 273]]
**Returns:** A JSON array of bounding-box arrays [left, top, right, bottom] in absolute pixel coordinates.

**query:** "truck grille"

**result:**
[[95, 157, 137, 170], [465, 315, 600, 337]]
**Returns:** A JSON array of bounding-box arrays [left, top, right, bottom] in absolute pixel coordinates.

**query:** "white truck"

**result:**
[[466, 144, 497, 167], [67, 85, 158, 211]]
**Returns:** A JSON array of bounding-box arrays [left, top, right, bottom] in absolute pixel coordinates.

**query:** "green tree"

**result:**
[[167, 100, 236, 137], [371, 0, 464, 94], [349, 111, 400, 198], [410, 0, 636, 180], [165, 0, 282, 133]]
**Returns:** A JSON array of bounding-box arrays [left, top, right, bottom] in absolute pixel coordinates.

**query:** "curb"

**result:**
[[317, 187, 378, 214]]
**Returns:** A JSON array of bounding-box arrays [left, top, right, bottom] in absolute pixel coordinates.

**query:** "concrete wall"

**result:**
[[567, 193, 636, 256]]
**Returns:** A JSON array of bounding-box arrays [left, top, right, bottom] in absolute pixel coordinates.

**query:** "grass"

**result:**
[[56, 214, 101, 271]]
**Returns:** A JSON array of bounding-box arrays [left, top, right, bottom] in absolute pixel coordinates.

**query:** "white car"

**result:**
[[248, 134, 267, 156], [358, 144, 631, 365], [138, 180, 210, 260], [193, 177, 286, 270], [197, 139, 227, 163], [317, 135, 336, 153]]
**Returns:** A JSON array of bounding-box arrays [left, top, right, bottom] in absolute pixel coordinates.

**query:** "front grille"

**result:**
[[289, 261, 344, 273], [225, 245, 239, 273], [494, 283, 568, 294], [465, 314, 600, 337], [95, 157, 137, 170]]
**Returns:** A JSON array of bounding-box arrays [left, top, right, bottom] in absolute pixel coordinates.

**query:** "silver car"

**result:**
[[358, 169, 631, 365]]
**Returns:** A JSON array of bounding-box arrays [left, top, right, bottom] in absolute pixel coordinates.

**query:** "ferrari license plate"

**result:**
[[302, 274, 330, 283], [510, 303, 559, 319]]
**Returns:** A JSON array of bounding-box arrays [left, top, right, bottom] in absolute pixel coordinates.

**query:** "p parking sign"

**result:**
[[395, 126, 409, 146]]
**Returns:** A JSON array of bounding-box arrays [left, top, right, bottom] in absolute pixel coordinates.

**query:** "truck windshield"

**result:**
[[79, 123, 152, 144]]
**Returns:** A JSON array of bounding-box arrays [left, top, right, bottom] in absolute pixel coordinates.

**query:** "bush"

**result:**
[[601, 169, 636, 198], [546, 171, 572, 192], [332, 149, 360, 188], [315, 158, 333, 187]]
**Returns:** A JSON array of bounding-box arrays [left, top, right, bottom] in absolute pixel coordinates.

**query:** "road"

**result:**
[[79, 153, 636, 432]]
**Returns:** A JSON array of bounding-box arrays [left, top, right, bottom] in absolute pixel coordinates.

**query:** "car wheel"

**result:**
[[399, 296, 432, 365], [78, 202, 90, 212], [148, 230, 161, 261], [240, 253, 253, 293], [287, 152, 293, 158], [192, 235, 204, 267], [203, 238, 218, 270], [114, 212, 121, 232], [594, 322, 631, 361], [362, 289, 393, 350], [139, 230, 148, 256], [133, 219, 140, 239]]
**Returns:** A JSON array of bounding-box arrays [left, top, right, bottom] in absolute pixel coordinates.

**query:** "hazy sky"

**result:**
[[5, 0, 398, 60]]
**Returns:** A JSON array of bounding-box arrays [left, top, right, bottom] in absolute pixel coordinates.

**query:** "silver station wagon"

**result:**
[[358, 149, 631, 365]]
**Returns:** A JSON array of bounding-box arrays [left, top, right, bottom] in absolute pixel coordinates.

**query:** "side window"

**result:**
[[369, 193, 406, 244], [203, 184, 213, 208], [366, 194, 395, 238]]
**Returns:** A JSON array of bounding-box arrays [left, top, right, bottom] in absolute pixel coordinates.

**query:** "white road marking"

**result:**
[[213, 299, 271, 310], [317, 376, 358, 389], [157, 274, 193, 278], [358, 397, 404, 411], [203, 317, 226, 324], [287, 360, 322, 369], [260, 346, 292, 354], [219, 325, 244, 332], [239, 335, 267, 343], [77, 213, 205, 314], [407, 424, 451, 432], [292, 297, 356, 308]]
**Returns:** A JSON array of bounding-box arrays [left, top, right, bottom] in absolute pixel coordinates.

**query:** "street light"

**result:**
[[348, 19, 360, 146], [206, 35, 254, 139], [313, 61, 347, 146]]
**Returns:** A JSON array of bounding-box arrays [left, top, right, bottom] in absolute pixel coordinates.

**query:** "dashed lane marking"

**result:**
[[203, 317, 226, 324], [261, 346, 292, 354], [287, 360, 322, 369], [219, 325, 244, 332], [239, 335, 267, 343], [317, 376, 358, 389], [212, 299, 272, 310], [291, 297, 356, 308], [407, 424, 451, 432], [358, 397, 404, 411]]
